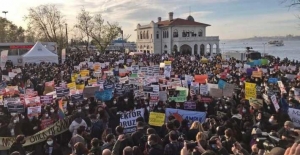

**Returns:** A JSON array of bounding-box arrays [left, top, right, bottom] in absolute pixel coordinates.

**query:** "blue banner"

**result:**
[[253, 60, 261, 66], [165, 108, 206, 124], [268, 78, 278, 83], [218, 80, 226, 89], [95, 89, 113, 101]]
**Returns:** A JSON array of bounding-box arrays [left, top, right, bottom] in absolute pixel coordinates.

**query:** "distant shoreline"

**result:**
[[223, 36, 300, 42]]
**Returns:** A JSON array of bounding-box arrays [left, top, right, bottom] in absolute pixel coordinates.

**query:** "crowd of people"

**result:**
[[0, 51, 300, 155]]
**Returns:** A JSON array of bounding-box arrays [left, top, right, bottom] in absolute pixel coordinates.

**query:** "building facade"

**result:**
[[135, 12, 219, 55]]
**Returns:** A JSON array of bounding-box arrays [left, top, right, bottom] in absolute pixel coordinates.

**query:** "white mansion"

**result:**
[[135, 12, 220, 55]]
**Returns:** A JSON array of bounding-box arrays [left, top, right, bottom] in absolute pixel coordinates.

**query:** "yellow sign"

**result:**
[[80, 70, 90, 77], [245, 82, 256, 100], [71, 74, 78, 82], [76, 84, 85, 90], [149, 112, 165, 127], [88, 79, 97, 85], [164, 61, 172, 65], [252, 71, 262, 78], [67, 82, 76, 89]]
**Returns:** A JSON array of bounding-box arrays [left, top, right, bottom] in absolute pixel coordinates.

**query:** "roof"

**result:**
[[156, 18, 211, 27]]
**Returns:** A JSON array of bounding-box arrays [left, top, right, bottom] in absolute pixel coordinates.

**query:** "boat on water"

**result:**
[[268, 40, 284, 46]]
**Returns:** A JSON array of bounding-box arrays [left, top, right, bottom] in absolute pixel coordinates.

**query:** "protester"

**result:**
[[1, 51, 300, 155]]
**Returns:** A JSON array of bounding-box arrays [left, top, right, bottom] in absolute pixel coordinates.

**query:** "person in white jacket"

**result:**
[[69, 113, 87, 136]]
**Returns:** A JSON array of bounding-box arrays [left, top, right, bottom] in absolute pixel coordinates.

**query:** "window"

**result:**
[[140, 32, 143, 39], [143, 31, 146, 39], [163, 31, 165, 38], [198, 30, 203, 37], [182, 31, 186, 37], [173, 29, 178, 38], [146, 31, 149, 39], [151, 34, 152, 39], [166, 31, 169, 38], [156, 31, 159, 39]]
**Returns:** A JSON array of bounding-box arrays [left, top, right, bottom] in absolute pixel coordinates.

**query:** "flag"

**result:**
[[58, 99, 65, 119]]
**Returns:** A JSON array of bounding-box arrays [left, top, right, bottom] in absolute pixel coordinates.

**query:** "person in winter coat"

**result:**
[[89, 138, 102, 155], [43, 135, 63, 155], [146, 134, 163, 155], [69, 127, 87, 151], [90, 114, 105, 140], [9, 135, 26, 155], [69, 113, 87, 136]]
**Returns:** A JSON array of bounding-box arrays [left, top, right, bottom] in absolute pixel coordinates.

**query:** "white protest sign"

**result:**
[[288, 108, 300, 127], [271, 95, 280, 111], [200, 84, 208, 95], [119, 109, 145, 133]]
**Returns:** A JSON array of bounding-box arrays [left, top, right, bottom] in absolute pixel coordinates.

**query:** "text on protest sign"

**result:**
[[119, 109, 145, 134]]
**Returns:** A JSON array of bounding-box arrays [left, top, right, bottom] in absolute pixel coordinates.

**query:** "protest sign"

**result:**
[[271, 95, 280, 111], [0, 116, 73, 150], [55, 88, 70, 98], [218, 80, 226, 89], [164, 61, 172, 78], [268, 78, 278, 83], [95, 89, 113, 101], [245, 82, 256, 100], [252, 71, 262, 78], [165, 108, 206, 124], [199, 84, 208, 95], [71, 94, 84, 102], [223, 84, 235, 97], [288, 108, 300, 128], [159, 91, 167, 101], [80, 70, 89, 77], [40, 119, 54, 130], [209, 88, 223, 98], [27, 106, 41, 119], [40, 95, 53, 104], [83, 86, 100, 98], [194, 75, 208, 84], [184, 101, 196, 110], [149, 112, 165, 127], [6, 98, 24, 113], [119, 109, 145, 133]]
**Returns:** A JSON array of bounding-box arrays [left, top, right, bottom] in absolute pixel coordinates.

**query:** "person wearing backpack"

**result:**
[[163, 131, 183, 155]]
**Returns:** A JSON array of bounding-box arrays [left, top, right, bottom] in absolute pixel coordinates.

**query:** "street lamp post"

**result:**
[[2, 11, 8, 18], [65, 23, 68, 52]]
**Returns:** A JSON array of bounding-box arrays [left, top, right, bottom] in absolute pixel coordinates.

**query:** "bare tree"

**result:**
[[282, 0, 300, 8], [24, 4, 66, 52], [75, 8, 121, 53]]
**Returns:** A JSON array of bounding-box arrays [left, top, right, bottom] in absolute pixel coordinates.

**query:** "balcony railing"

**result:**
[[172, 36, 219, 42]]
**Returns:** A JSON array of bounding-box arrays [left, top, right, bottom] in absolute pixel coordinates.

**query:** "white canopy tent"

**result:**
[[22, 42, 58, 64]]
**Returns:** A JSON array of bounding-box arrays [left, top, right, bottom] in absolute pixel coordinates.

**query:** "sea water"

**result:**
[[222, 40, 300, 61]]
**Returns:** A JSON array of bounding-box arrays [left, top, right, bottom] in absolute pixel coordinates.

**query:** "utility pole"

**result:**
[[2, 11, 8, 18]]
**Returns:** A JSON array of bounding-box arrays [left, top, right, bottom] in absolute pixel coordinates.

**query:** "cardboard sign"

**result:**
[[252, 71, 262, 78]]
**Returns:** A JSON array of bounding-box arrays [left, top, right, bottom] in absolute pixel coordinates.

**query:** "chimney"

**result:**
[[169, 12, 173, 21], [158, 17, 161, 22]]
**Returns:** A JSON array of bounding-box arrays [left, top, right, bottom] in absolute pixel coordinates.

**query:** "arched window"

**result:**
[[166, 31, 169, 38], [151, 34, 152, 39], [143, 31, 146, 39], [198, 30, 203, 37], [146, 31, 149, 39], [163, 31, 165, 38], [182, 31, 186, 37], [156, 31, 159, 39], [140, 32, 142, 39], [164, 45, 167, 48], [173, 29, 178, 38]]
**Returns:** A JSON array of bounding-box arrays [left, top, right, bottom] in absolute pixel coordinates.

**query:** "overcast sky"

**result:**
[[1, 0, 300, 41]]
